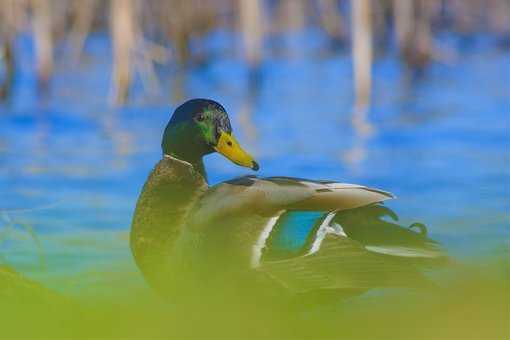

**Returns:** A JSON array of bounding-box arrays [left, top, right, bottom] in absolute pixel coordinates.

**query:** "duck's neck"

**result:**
[[130, 156, 207, 293], [163, 127, 211, 180], [165, 152, 207, 180]]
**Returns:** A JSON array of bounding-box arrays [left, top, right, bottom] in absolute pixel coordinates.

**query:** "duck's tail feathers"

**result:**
[[333, 204, 448, 264]]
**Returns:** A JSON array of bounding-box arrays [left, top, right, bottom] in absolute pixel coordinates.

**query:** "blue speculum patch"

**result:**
[[262, 211, 326, 261]]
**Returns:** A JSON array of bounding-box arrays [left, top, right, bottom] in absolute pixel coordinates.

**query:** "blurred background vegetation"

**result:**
[[0, 0, 509, 105], [0, 1, 509, 339]]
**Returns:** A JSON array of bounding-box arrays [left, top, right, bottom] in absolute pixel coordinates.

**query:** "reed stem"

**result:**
[[110, 0, 135, 105], [31, 0, 53, 90], [239, 0, 263, 67], [351, 0, 372, 110]]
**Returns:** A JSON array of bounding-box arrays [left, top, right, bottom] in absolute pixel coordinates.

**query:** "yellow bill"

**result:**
[[214, 132, 259, 171]]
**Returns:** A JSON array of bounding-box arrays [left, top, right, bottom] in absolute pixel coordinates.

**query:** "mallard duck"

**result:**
[[130, 99, 445, 301]]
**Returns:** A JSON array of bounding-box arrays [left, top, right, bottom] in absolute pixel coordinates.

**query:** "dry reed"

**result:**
[[0, 0, 507, 105]]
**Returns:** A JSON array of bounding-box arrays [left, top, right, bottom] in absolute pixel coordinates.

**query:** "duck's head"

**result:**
[[162, 98, 259, 171]]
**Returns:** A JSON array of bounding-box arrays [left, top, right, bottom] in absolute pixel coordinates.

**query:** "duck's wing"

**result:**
[[258, 232, 433, 294], [257, 205, 444, 294], [259, 205, 446, 263], [187, 175, 394, 229], [186, 176, 443, 294]]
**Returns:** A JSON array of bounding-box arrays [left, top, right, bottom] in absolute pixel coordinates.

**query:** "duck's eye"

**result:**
[[195, 113, 205, 122]]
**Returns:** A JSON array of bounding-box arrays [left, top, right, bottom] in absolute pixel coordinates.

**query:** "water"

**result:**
[[0, 32, 509, 337]]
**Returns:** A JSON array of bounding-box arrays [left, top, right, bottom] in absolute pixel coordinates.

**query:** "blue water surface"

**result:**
[[0, 32, 509, 293]]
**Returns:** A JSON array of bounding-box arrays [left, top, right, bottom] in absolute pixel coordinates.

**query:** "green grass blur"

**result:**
[[1, 257, 508, 340]]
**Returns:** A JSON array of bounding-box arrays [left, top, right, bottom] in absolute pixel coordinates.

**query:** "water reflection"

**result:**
[[99, 108, 134, 171], [342, 106, 374, 168], [237, 68, 262, 143]]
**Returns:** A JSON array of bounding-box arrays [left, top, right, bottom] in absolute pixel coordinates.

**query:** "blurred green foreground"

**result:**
[[1, 259, 508, 340]]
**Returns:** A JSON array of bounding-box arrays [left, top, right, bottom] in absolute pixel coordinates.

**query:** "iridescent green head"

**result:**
[[162, 98, 259, 172]]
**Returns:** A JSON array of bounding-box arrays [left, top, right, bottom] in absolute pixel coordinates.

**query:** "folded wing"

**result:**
[[188, 175, 394, 229]]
